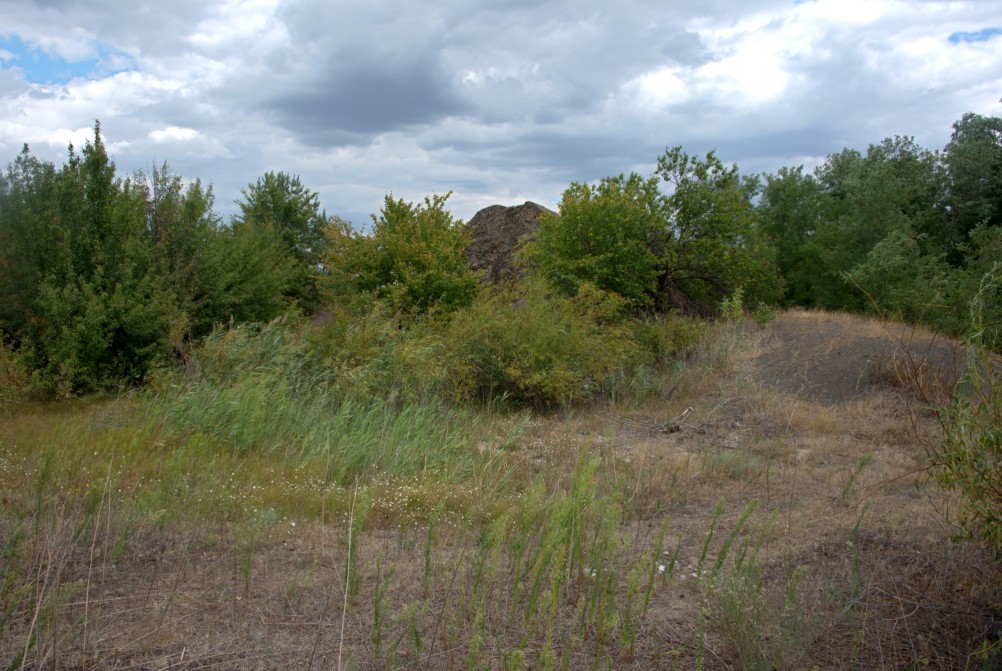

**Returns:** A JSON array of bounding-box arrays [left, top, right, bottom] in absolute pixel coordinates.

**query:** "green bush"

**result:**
[[0, 339, 28, 408], [439, 279, 651, 409], [720, 286, 746, 323], [307, 279, 708, 411], [752, 302, 778, 326], [935, 268, 1002, 556], [632, 313, 707, 366], [520, 174, 662, 307]]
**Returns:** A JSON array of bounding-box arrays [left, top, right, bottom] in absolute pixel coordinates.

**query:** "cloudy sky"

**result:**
[[1, 0, 1000, 226]]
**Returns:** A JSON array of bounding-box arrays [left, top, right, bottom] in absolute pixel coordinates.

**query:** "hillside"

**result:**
[[0, 311, 998, 670]]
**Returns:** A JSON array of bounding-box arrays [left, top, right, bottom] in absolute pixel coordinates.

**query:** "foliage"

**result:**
[[198, 218, 299, 326], [0, 338, 27, 409], [758, 117, 1002, 343], [654, 147, 781, 311], [523, 149, 781, 314], [943, 113, 1002, 252], [235, 171, 329, 311], [812, 137, 944, 311], [934, 268, 1002, 556], [324, 193, 478, 314], [0, 126, 309, 394], [842, 227, 951, 326], [752, 301, 778, 326], [438, 279, 652, 409], [138, 163, 222, 338], [720, 286, 746, 323], [0, 145, 63, 341], [757, 166, 827, 307], [311, 277, 702, 411], [1, 124, 179, 394], [521, 173, 662, 307]]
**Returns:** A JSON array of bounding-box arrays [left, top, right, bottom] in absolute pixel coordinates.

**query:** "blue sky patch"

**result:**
[[0, 34, 131, 84], [949, 27, 1002, 44]]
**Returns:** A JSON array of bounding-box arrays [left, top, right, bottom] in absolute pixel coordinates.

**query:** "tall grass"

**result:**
[[146, 320, 476, 484]]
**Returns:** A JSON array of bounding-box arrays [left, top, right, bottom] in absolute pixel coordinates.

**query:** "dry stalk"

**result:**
[[337, 483, 357, 671]]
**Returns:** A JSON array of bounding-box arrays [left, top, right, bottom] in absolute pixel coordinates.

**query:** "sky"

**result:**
[[0, 0, 1000, 227]]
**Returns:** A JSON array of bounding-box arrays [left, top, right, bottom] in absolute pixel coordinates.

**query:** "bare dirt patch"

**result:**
[[753, 309, 965, 406]]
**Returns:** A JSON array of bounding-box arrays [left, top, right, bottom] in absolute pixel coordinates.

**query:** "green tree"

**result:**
[[235, 171, 328, 311], [943, 113, 1002, 255], [522, 149, 779, 313], [812, 137, 945, 310], [199, 218, 298, 325], [139, 162, 221, 337], [0, 146, 63, 341], [522, 173, 662, 307], [843, 228, 950, 325], [653, 147, 780, 311], [757, 166, 827, 307], [323, 193, 477, 314], [19, 123, 177, 393]]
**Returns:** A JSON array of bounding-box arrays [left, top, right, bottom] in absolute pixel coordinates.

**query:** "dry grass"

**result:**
[[1, 314, 999, 670]]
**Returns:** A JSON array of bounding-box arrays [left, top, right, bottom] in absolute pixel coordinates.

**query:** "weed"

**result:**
[[372, 553, 393, 657], [697, 498, 725, 578], [840, 452, 874, 506], [720, 286, 746, 323], [709, 513, 819, 670], [752, 301, 779, 326]]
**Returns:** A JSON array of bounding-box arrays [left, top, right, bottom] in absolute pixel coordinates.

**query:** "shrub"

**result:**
[[934, 268, 1002, 556], [632, 313, 707, 366], [0, 339, 28, 409], [752, 301, 778, 326], [520, 174, 662, 308], [439, 279, 649, 409], [720, 286, 745, 323]]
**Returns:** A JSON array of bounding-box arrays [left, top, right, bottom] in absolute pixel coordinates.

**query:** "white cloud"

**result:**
[[0, 0, 999, 225], [149, 126, 200, 142]]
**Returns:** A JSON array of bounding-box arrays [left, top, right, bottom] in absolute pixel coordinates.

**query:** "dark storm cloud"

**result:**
[[263, 56, 469, 140]]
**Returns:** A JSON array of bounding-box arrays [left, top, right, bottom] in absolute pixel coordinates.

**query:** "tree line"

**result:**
[[1, 113, 999, 396]]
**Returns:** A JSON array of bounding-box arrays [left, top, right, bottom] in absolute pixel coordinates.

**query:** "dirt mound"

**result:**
[[464, 201, 554, 283], [753, 310, 964, 405]]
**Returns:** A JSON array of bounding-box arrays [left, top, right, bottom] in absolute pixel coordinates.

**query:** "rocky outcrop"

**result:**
[[464, 201, 554, 283]]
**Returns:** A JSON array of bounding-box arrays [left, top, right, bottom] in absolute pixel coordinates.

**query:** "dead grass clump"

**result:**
[[868, 346, 963, 407], [807, 530, 1002, 670]]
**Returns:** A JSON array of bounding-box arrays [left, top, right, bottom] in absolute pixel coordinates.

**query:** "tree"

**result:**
[[0, 145, 63, 341], [522, 149, 780, 313], [199, 218, 298, 325], [139, 162, 221, 337], [943, 113, 1002, 255], [653, 147, 780, 311], [522, 173, 662, 307], [235, 171, 328, 311], [809, 137, 946, 310], [323, 193, 478, 314], [757, 166, 827, 307], [15, 123, 178, 393]]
